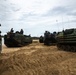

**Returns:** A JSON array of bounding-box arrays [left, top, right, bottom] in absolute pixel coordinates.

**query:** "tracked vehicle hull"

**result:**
[[57, 28, 76, 52], [44, 36, 57, 45], [39, 36, 44, 43], [4, 32, 32, 47], [44, 31, 57, 45]]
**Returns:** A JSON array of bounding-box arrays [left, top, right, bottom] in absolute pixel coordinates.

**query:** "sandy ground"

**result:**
[[0, 40, 76, 75]]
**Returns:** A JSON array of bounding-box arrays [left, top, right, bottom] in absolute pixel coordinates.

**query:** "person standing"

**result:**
[[10, 28, 14, 33], [20, 29, 24, 34]]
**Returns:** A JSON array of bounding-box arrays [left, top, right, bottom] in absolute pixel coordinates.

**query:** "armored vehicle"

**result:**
[[39, 36, 44, 43], [4, 31, 32, 47], [44, 31, 57, 45], [56, 28, 76, 52]]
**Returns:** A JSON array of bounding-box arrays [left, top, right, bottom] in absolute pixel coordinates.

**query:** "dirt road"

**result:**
[[0, 40, 76, 75]]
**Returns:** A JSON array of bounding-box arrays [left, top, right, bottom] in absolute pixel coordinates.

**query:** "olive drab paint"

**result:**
[[57, 28, 76, 52], [4, 29, 32, 47]]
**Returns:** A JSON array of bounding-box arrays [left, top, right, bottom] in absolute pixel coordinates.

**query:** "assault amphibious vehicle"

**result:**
[[39, 36, 44, 43], [4, 30, 32, 47], [56, 28, 76, 52], [44, 31, 57, 45]]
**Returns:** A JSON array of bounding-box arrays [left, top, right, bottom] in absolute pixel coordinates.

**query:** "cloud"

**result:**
[[42, 6, 75, 17], [51, 6, 68, 15], [0, 0, 76, 36], [67, 11, 76, 16]]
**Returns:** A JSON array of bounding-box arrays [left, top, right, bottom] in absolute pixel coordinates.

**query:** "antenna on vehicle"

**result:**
[[67, 17, 70, 29], [61, 16, 64, 31], [56, 20, 59, 32]]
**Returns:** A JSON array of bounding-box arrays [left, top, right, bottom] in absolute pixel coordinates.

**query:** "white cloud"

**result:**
[[0, 0, 76, 36]]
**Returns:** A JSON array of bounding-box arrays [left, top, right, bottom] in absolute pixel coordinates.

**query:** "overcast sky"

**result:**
[[0, 0, 76, 36]]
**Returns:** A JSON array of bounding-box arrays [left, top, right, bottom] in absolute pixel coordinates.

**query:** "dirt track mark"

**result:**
[[0, 42, 76, 75]]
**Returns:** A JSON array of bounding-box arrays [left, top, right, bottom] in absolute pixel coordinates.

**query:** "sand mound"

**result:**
[[0, 42, 76, 75]]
